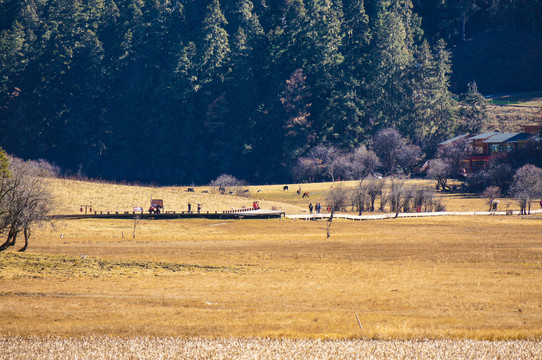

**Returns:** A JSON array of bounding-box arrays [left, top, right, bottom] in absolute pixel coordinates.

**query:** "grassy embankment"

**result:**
[[486, 90, 542, 132], [0, 178, 541, 339]]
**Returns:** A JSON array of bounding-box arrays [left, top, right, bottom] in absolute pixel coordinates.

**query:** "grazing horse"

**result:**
[[302, 192, 309, 198]]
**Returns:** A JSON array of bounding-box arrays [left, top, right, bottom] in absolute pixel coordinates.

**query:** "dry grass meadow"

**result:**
[[1, 178, 542, 358]]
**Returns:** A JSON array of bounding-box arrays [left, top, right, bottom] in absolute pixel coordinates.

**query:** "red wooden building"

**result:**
[[438, 125, 540, 174]]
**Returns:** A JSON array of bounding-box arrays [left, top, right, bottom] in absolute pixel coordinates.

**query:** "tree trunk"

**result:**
[[462, 13, 466, 41], [18, 228, 30, 252], [0, 229, 17, 252], [326, 211, 334, 238]]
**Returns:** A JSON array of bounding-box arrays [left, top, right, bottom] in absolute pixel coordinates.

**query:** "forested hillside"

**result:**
[[1, 0, 541, 184]]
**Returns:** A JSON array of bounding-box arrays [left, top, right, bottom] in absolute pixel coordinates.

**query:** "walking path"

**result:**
[[287, 208, 542, 221]]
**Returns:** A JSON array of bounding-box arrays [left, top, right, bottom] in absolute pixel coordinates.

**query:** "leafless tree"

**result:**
[[351, 183, 368, 215], [366, 179, 385, 212], [294, 144, 380, 183], [412, 187, 437, 212], [509, 164, 542, 215], [373, 128, 404, 175], [326, 184, 348, 212], [292, 145, 336, 182], [346, 145, 381, 183], [0, 157, 54, 252], [328, 152, 350, 182], [132, 215, 143, 239], [437, 138, 470, 168], [373, 128, 423, 175], [388, 179, 406, 215], [427, 158, 454, 190], [210, 174, 247, 195], [326, 210, 334, 238], [379, 188, 389, 212], [292, 157, 321, 183], [397, 144, 423, 175], [400, 186, 415, 213]]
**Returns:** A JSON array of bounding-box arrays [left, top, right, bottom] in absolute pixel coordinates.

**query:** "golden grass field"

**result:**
[[1, 178, 542, 357]]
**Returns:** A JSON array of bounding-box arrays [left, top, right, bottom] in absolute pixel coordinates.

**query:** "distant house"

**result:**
[[438, 125, 540, 174]]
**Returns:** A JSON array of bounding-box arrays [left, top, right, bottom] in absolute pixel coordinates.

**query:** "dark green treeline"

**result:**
[[1, 0, 540, 184]]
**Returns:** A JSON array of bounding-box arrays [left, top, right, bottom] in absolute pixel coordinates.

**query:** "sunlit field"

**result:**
[[1, 178, 541, 357], [44, 177, 532, 215]]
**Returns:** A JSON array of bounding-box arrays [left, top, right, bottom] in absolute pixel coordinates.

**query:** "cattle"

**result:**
[[302, 192, 309, 198], [283, 185, 289, 191]]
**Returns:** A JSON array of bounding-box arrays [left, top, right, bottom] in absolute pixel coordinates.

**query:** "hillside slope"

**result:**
[[45, 178, 305, 216]]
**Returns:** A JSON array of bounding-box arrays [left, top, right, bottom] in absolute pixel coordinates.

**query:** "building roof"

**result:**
[[505, 133, 536, 142], [469, 131, 500, 140], [438, 134, 469, 145], [482, 132, 534, 143], [440, 131, 536, 147], [482, 133, 519, 143]]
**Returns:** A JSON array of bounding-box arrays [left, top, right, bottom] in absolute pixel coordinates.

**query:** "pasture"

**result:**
[[1, 178, 542, 357]]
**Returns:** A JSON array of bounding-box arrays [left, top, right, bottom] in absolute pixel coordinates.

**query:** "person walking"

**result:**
[[309, 203, 313, 214], [188, 203, 192, 213]]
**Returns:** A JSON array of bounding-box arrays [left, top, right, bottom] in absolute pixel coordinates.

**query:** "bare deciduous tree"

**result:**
[[0, 157, 54, 252], [427, 158, 453, 190], [292, 145, 336, 182], [346, 145, 380, 183], [210, 174, 247, 195], [388, 179, 405, 215], [351, 183, 368, 216], [373, 128, 423, 175], [509, 164, 542, 215], [397, 144, 423, 175], [373, 128, 404, 175], [326, 184, 348, 212], [400, 186, 415, 213], [367, 179, 385, 212]]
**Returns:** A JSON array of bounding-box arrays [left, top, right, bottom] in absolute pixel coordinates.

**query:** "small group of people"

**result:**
[[187, 202, 202, 213], [253, 201, 260, 210], [148, 204, 163, 214], [308, 203, 322, 214]]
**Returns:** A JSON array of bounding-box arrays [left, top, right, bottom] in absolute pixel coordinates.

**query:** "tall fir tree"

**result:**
[[321, 0, 371, 148]]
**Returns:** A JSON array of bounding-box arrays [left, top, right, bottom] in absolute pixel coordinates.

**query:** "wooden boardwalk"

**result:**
[[54, 209, 285, 220], [287, 208, 542, 221], [52, 209, 541, 221]]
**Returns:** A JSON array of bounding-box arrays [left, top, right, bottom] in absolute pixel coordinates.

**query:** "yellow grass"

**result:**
[[45, 178, 306, 215], [1, 178, 542, 340], [45, 177, 533, 215]]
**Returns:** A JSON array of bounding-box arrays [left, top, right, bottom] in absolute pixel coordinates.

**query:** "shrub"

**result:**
[[209, 174, 247, 195]]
